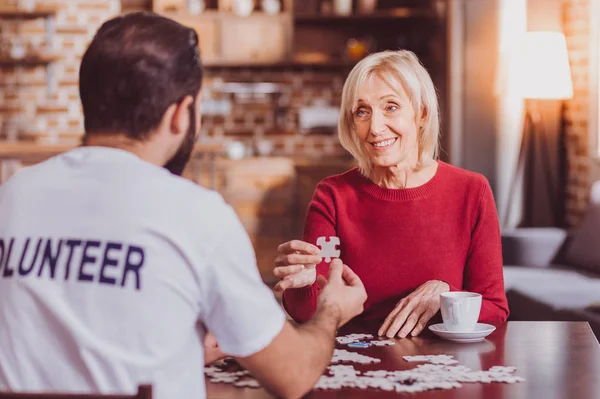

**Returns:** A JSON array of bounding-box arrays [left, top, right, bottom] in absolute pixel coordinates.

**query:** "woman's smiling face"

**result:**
[[352, 73, 420, 171]]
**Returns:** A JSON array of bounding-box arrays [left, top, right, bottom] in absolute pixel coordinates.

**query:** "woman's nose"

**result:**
[[370, 111, 386, 136]]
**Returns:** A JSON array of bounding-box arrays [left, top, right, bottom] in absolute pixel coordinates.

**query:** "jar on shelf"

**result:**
[[261, 0, 280, 15], [232, 0, 254, 16], [333, 0, 352, 15], [9, 38, 26, 60], [188, 0, 205, 14], [17, 0, 36, 11]]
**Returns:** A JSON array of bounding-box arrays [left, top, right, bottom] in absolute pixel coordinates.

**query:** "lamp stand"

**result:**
[[503, 100, 558, 227]]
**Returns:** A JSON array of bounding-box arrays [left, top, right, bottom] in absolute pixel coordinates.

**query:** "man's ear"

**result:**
[[170, 95, 194, 136]]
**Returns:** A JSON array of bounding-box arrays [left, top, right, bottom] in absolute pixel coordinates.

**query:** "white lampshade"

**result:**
[[516, 31, 574, 99]]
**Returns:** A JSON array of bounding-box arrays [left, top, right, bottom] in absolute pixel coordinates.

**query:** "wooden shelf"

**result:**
[[0, 55, 60, 67], [294, 8, 435, 23], [204, 59, 356, 69], [0, 5, 59, 19], [288, 59, 357, 68]]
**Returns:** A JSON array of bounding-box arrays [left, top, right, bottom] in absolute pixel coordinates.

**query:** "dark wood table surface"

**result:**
[[205, 321, 600, 399]]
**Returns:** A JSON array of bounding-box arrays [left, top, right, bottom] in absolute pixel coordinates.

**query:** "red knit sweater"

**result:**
[[282, 162, 509, 324]]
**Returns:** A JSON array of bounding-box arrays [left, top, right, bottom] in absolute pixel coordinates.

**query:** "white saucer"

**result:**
[[429, 323, 496, 343]]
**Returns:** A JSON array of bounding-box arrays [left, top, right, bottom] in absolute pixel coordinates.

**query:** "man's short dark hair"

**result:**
[[79, 12, 203, 140]]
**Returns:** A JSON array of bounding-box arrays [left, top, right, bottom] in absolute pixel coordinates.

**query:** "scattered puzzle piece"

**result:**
[[331, 349, 381, 364], [233, 379, 261, 388], [205, 358, 261, 389], [316, 236, 341, 262], [403, 355, 459, 365], [314, 354, 525, 392], [205, 347, 525, 394], [370, 339, 395, 347], [336, 333, 374, 345], [335, 333, 396, 348], [348, 342, 371, 348]]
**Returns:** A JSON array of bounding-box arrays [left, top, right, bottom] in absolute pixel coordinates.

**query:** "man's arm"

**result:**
[[237, 260, 366, 399], [199, 208, 366, 398]]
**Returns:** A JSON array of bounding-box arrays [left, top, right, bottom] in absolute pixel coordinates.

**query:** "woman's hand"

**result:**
[[273, 240, 322, 292], [378, 280, 450, 338]]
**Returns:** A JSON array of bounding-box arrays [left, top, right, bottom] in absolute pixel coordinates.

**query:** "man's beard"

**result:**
[[164, 105, 197, 176]]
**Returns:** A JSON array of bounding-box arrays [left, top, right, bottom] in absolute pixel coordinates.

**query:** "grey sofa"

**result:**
[[502, 183, 600, 338]]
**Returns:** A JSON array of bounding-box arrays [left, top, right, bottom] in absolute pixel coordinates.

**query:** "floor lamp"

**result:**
[[504, 31, 573, 228]]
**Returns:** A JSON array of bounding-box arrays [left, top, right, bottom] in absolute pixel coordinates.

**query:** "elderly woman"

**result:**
[[274, 50, 509, 339]]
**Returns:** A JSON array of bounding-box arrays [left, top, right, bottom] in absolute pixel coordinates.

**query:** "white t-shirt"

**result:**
[[0, 147, 285, 399]]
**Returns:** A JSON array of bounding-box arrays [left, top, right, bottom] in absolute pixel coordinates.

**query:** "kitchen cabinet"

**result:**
[[163, 12, 221, 64], [160, 11, 292, 66], [220, 13, 291, 65]]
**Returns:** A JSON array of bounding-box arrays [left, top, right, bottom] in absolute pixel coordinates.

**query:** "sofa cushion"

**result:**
[[504, 266, 600, 310], [502, 228, 567, 267], [563, 204, 600, 275], [506, 289, 590, 322]]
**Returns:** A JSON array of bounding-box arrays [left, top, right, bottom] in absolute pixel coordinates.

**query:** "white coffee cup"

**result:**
[[440, 292, 482, 332]]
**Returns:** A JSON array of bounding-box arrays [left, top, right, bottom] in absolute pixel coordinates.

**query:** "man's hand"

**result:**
[[273, 240, 322, 292], [204, 332, 226, 365], [316, 259, 367, 328], [378, 280, 450, 338], [234, 260, 366, 399]]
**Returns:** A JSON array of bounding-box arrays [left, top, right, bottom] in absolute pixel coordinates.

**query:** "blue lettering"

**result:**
[[121, 245, 144, 290], [78, 240, 100, 282], [18, 238, 42, 276], [0, 239, 4, 273], [0, 237, 144, 291], [2, 238, 15, 278], [99, 242, 121, 286], [37, 239, 63, 279], [64, 239, 82, 280]]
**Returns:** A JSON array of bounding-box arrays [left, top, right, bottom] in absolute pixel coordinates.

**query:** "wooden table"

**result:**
[[205, 321, 600, 398]]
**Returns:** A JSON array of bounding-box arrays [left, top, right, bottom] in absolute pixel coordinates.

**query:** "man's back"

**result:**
[[0, 147, 284, 398]]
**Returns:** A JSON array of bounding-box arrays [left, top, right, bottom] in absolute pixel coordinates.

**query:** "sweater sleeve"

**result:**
[[462, 180, 510, 323], [282, 181, 337, 323]]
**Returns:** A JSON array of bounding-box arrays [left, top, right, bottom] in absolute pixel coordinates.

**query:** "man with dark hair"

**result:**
[[79, 11, 202, 175], [0, 12, 367, 399]]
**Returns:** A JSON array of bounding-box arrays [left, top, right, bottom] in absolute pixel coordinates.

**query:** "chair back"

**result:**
[[0, 385, 152, 399]]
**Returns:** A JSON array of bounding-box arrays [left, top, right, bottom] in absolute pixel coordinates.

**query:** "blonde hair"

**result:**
[[338, 50, 440, 177]]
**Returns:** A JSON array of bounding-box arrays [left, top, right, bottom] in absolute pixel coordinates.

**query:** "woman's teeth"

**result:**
[[373, 138, 396, 148]]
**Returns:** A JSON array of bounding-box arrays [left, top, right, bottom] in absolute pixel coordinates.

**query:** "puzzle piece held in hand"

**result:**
[[316, 236, 341, 263]]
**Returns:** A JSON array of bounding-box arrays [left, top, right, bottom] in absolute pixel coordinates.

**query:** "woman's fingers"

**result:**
[[277, 240, 320, 255], [275, 253, 322, 267], [378, 298, 406, 337], [385, 300, 418, 338], [410, 307, 437, 337], [273, 264, 305, 278], [273, 268, 316, 291], [397, 301, 429, 338]]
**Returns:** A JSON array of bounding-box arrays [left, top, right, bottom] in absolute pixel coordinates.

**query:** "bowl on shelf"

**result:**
[[293, 52, 331, 65]]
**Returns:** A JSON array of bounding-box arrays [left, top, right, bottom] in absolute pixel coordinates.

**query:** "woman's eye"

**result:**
[[355, 109, 368, 117], [386, 105, 399, 112]]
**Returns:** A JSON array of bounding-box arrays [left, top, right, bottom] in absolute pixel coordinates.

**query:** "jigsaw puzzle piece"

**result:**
[[316, 236, 341, 263]]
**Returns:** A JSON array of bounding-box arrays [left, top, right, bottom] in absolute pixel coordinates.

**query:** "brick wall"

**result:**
[[0, 0, 121, 144], [202, 67, 350, 158], [562, 0, 591, 227], [0, 0, 351, 159]]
